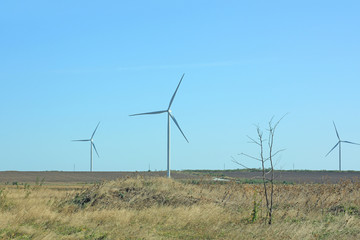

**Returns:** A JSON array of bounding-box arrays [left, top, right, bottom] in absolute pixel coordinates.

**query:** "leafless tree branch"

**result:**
[[246, 135, 261, 145], [231, 156, 252, 169], [239, 153, 262, 162]]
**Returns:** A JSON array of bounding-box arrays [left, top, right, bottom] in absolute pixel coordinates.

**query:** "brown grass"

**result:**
[[0, 177, 360, 239]]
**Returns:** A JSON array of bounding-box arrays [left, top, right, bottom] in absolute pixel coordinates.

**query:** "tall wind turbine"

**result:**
[[325, 121, 360, 171], [130, 74, 189, 178], [73, 122, 100, 172]]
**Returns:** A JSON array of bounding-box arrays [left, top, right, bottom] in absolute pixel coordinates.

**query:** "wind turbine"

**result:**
[[325, 121, 360, 171], [130, 74, 189, 178], [73, 122, 100, 172]]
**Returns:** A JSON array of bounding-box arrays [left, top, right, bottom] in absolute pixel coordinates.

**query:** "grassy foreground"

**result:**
[[0, 177, 360, 239]]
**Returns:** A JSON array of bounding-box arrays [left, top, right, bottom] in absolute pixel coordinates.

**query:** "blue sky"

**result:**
[[1, 1, 360, 171]]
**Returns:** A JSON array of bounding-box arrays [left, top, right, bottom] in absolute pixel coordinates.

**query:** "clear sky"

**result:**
[[1, 1, 360, 172]]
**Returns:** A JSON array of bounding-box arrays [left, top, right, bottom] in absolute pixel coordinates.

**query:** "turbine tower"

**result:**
[[130, 74, 189, 178], [325, 121, 360, 171], [73, 122, 100, 172]]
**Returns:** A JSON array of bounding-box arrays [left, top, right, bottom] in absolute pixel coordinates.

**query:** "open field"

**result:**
[[187, 170, 360, 184], [0, 173, 360, 239], [0, 171, 197, 185], [0, 170, 359, 184]]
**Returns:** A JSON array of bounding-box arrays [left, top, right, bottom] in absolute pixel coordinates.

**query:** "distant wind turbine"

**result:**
[[325, 121, 360, 171], [73, 122, 100, 172], [130, 74, 189, 178]]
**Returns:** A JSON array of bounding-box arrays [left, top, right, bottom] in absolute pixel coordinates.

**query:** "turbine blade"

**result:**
[[129, 110, 167, 116], [325, 142, 339, 157], [333, 121, 340, 140], [169, 113, 189, 143], [91, 122, 101, 139], [92, 142, 100, 157], [72, 139, 90, 142], [342, 141, 360, 145], [168, 73, 185, 110]]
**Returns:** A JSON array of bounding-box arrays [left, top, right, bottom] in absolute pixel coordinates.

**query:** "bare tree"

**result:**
[[233, 115, 286, 225]]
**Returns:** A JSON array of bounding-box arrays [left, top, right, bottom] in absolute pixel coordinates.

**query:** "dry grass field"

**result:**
[[0, 176, 360, 239]]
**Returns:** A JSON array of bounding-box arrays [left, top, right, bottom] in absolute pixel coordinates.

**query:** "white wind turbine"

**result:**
[[130, 74, 189, 178], [73, 122, 100, 172], [325, 121, 360, 171]]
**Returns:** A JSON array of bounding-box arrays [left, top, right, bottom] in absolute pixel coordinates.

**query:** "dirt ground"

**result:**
[[0, 170, 359, 184], [216, 170, 360, 183], [0, 171, 194, 184]]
